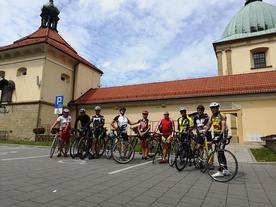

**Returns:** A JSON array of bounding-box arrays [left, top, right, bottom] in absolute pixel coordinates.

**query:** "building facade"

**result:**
[[0, 0, 275, 144]]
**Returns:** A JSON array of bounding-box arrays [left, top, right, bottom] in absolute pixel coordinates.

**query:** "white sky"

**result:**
[[0, 0, 275, 87]]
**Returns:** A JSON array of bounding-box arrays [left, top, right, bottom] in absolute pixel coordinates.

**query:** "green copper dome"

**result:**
[[216, 0, 276, 42]]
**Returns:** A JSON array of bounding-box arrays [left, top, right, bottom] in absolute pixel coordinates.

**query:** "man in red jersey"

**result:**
[[154, 111, 175, 163]]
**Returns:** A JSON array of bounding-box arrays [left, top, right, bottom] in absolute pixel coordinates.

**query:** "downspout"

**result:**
[[72, 61, 79, 119]]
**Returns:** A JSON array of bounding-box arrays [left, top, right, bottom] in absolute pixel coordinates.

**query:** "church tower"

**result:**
[[0, 0, 103, 140], [213, 0, 276, 76]]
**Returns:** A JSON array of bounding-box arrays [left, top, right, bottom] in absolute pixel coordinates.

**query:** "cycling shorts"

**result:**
[[92, 130, 106, 140], [161, 135, 173, 144], [140, 133, 150, 141], [59, 127, 70, 141]]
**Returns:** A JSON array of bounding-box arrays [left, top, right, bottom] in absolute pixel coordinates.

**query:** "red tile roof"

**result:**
[[0, 27, 103, 74], [74, 70, 276, 105]]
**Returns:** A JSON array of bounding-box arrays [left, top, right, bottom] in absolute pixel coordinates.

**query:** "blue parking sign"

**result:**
[[54, 96, 64, 114], [55, 96, 64, 108]]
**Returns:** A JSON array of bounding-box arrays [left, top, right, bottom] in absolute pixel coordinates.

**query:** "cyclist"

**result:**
[[154, 111, 175, 164], [205, 102, 229, 177], [193, 105, 211, 151], [177, 107, 194, 165], [74, 108, 90, 130], [110, 107, 137, 141], [137, 110, 151, 160], [87, 106, 105, 159], [50, 108, 72, 157]]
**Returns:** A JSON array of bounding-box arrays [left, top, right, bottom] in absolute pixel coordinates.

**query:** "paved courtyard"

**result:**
[[0, 144, 275, 207]]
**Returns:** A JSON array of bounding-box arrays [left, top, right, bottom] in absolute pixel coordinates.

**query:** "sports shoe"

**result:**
[[159, 159, 166, 164], [223, 169, 230, 176], [89, 154, 94, 159], [144, 157, 148, 160], [141, 157, 145, 160], [57, 153, 61, 157], [64, 154, 68, 157], [212, 171, 224, 177]]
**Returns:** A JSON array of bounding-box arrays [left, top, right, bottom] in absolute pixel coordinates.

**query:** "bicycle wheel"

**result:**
[[50, 134, 58, 158], [70, 138, 79, 159], [105, 138, 113, 159], [175, 144, 189, 171], [206, 149, 238, 182], [96, 138, 106, 157], [195, 146, 207, 173], [112, 141, 134, 164], [152, 143, 162, 164], [77, 137, 89, 160], [148, 138, 158, 158], [168, 140, 177, 167]]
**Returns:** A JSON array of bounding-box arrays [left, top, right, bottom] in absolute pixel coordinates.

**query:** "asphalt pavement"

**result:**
[[0, 143, 275, 207]]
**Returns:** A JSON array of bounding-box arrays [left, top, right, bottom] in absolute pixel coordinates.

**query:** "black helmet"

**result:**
[[196, 105, 205, 110], [120, 107, 126, 111]]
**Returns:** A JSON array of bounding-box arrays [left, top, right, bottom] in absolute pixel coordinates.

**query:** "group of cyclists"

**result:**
[[50, 101, 229, 177]]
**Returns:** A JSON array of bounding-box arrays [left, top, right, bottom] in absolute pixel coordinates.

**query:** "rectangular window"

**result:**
[[253, 52, 266, 68]]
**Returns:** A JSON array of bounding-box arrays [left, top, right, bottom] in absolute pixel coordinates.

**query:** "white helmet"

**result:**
[[179, 107, 186, 112], [79, 108, 85, 113], [63, 108, 70, 113], [95, 106, 101, 111], [209, 102, 220, 108]]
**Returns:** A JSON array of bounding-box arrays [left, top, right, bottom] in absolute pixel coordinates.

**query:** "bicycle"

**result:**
[[168, 131, 185, 167], [192, 130, 214, 173], [77, 127, 107, 160], [111, 126, 135, 164], [175, 131, 197, 171], [69, 128, 86, 159], [205, 135, 237, 182], [152, 133, 163, 164], [105, 129, 118, 159], [49, 128, 66, 158]]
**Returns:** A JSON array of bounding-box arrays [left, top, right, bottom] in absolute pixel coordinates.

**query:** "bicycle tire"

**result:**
[[96, 138, 106, 157], [206, 149, 238, 182], [168, 140, 177, 167], [175, 144, 189, 171], [69, 138, 79, 159], [152, 143, 162, 164], [148, 137, 158, 158], [105, 138, 113, 159], [195, 146, 207, 173], [112, 141, 135, 164], [50, 134, 58, 158], [77, 137, 89, 160]]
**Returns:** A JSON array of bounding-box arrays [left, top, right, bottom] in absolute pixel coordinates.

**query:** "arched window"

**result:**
[[17, 67, 27, 76], [61, 74, 70, 83]]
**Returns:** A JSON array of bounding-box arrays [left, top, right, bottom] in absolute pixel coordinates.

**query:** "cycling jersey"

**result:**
[[74, 114, 90, 129], [211, 112, 227, 133], [193, 113, 209, 129], [90, 115, 105, 131], [113, 115, 130, 133], [57, 115, 72, 130], [138, 118, 150, 132], [155, 118, 174, 136], [177, 116, 194, 133]]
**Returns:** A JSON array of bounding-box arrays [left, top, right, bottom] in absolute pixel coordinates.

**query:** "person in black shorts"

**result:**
[[137, 110, 151, 160], [193, 105, 212, 151]]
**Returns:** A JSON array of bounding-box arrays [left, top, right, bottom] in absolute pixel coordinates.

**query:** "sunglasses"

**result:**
[[164, 114, 169, 115]]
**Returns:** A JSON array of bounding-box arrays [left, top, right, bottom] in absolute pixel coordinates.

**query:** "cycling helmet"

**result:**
[[120, 107, 126, 111], [142, 110, 149, 115], [79, 108, 86, 113], [196, 105, 205, 110], [179, 107, 186, 112], [209, 102, 220, 108], [95, 106, 101, 111], [63, 108, 70, 113]]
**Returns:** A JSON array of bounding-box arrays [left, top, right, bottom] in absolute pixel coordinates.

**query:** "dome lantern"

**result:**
[[40, 0, 60, 31]]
